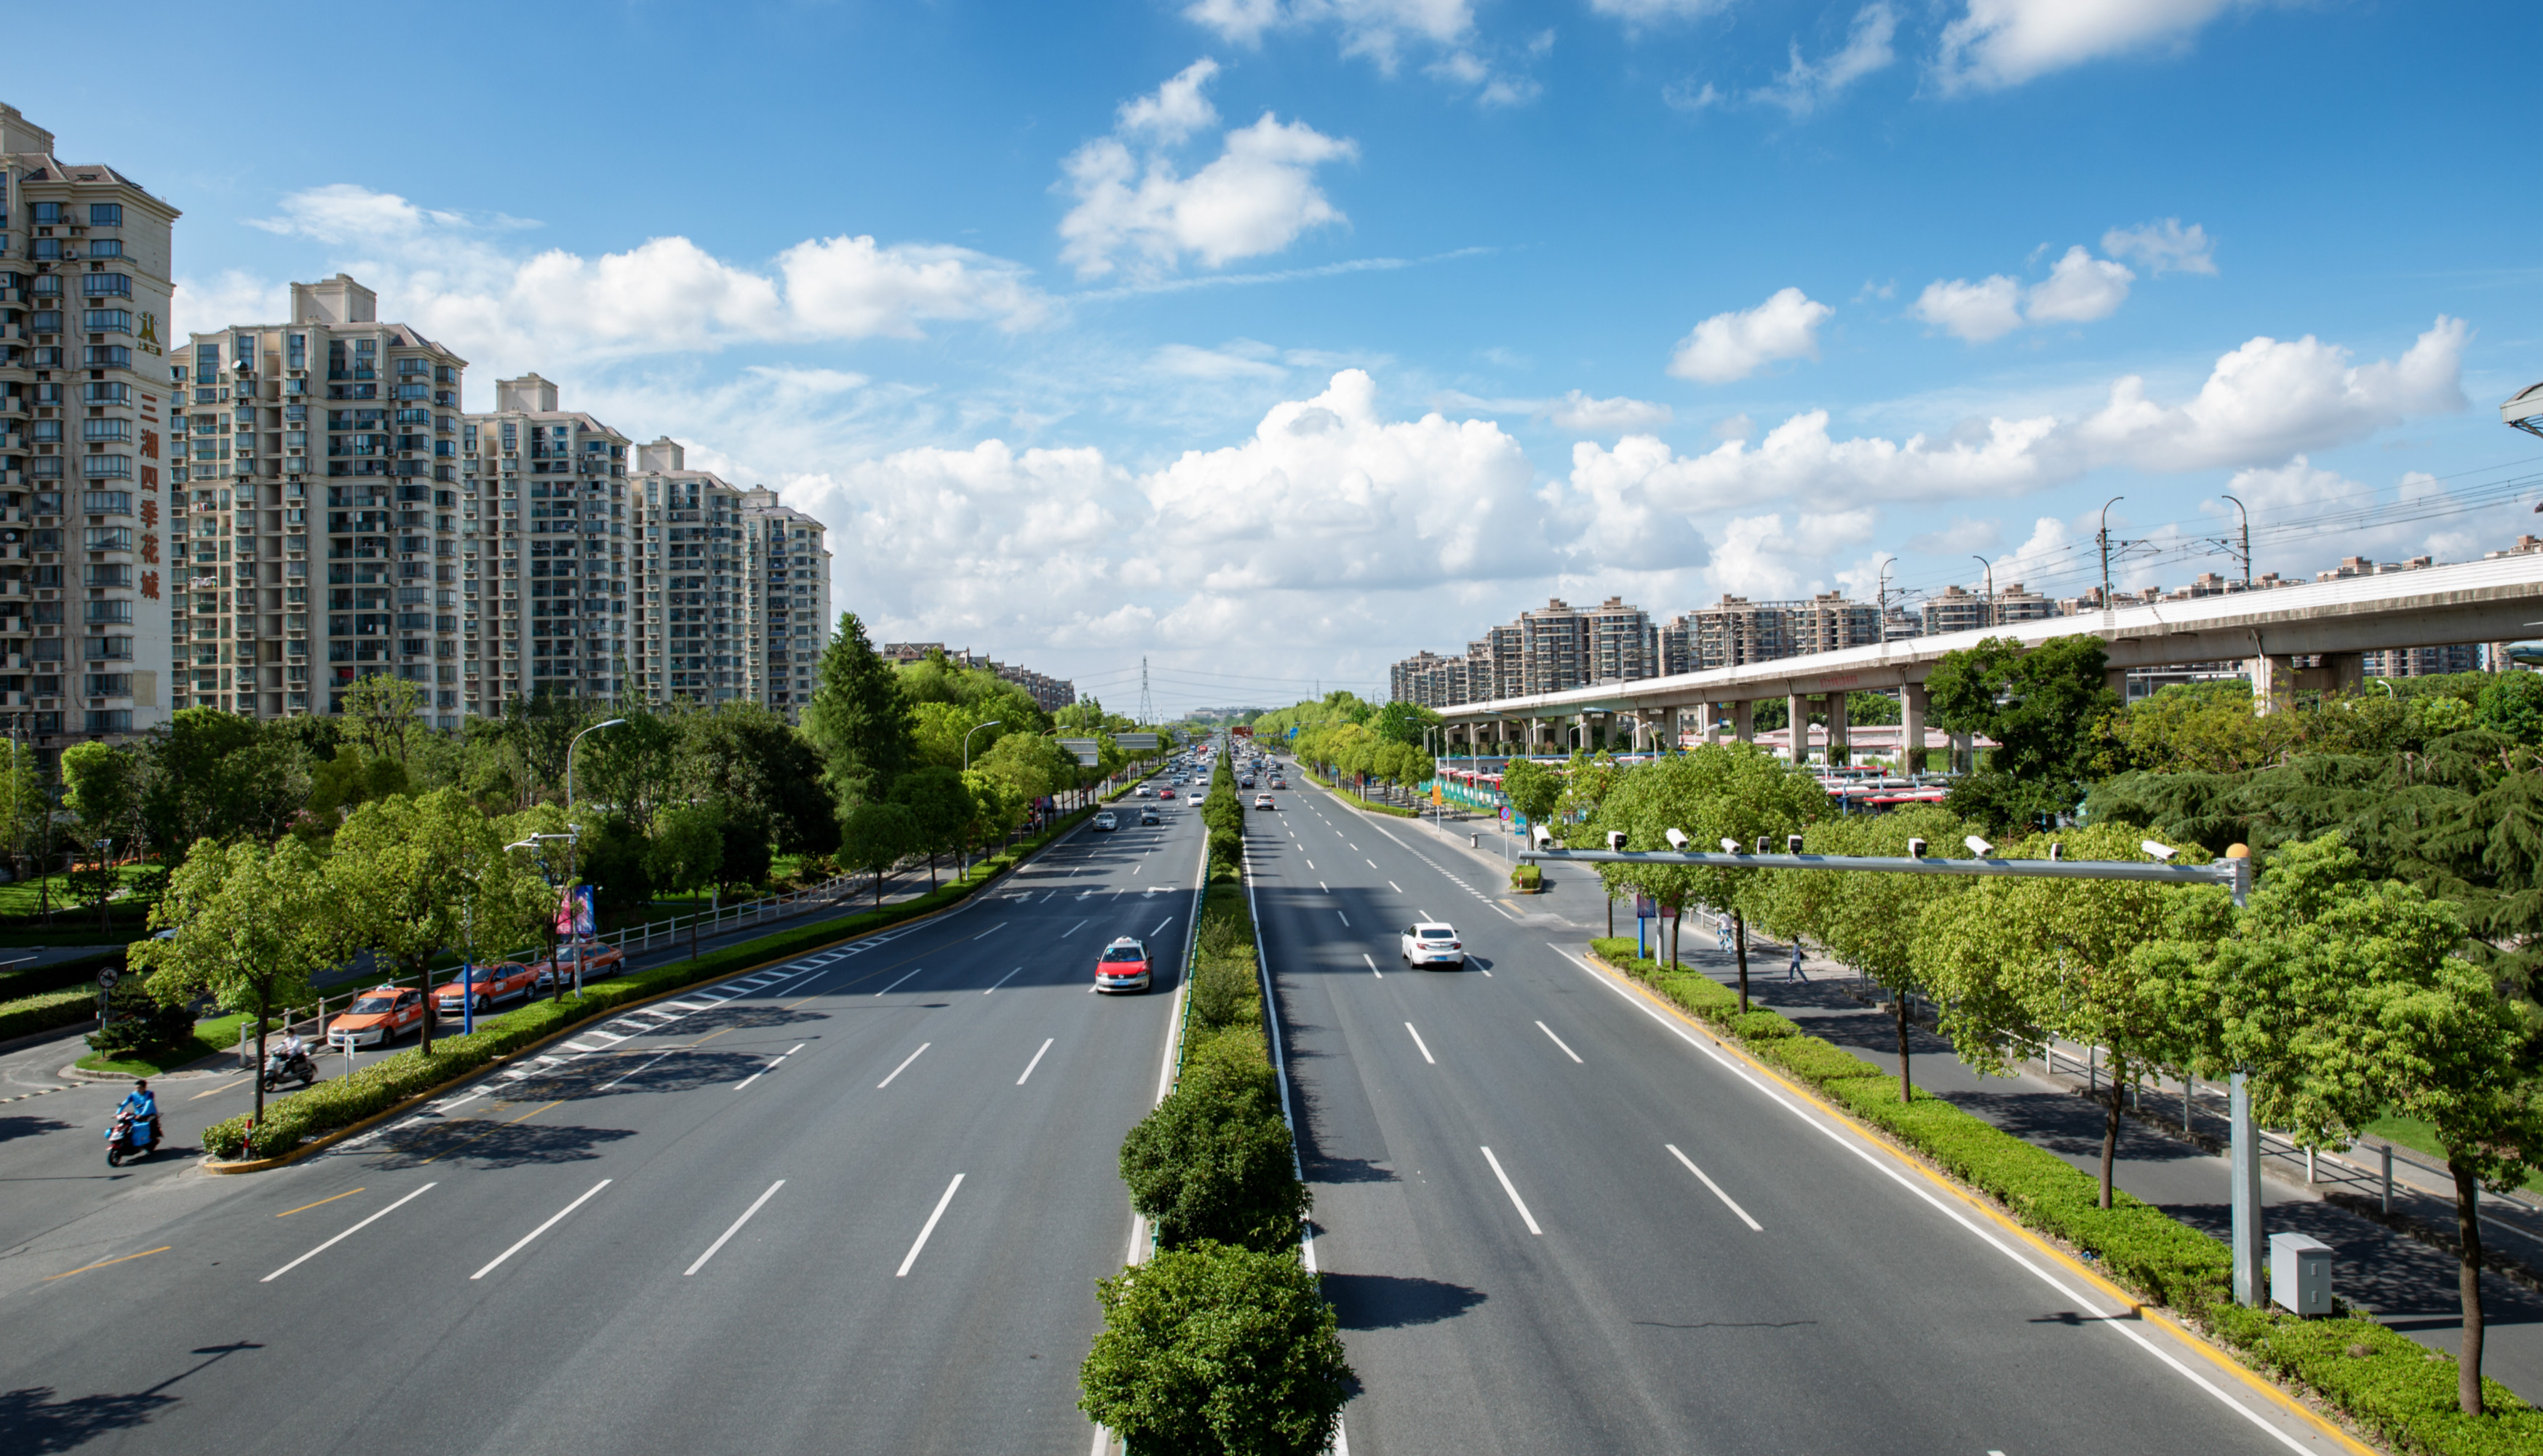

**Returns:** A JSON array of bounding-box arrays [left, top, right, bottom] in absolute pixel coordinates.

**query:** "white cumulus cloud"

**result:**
[[2022, 245, 2134, 325], [1913, 242, 2137, 340], [1668, 287, 1834, 384], [231, 184, 1047, 370], [1753, 4, 1899, 117], [1938, 0, 2275, 92], [2102, 218, 2218, 275], [1059, 64, 1358, 280]]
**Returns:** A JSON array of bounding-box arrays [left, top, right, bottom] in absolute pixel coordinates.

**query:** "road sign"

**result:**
[[1057, 736, 1102, 767], [96, 966, 119, 989], [1499, 805, 1512, 822], [1115, 733, 1159, 751]]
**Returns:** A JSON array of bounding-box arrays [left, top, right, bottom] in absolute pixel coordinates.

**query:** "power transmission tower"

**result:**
[[1137, 656, 1154, 725]]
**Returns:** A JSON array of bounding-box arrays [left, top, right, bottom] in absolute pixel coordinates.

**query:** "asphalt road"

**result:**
[[0, 795, 1198, 1455], [1253, 763, 2351, 1456]]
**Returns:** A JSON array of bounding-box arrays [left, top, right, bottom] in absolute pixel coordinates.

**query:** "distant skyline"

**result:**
[[26, 0, 2541, 715]]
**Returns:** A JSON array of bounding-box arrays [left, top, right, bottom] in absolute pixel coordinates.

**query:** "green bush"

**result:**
[[84, 974, 196, 1058], [1588, 936, 1639, 965], [0, 984, 97, 1042], [1727, 1009, 1800, 1041], [1188, 957, 1259, 1031], [1080, 1241, 1354, 1456], [1654, 972, 1738, 1021], [1509, 863, 1541, 890], [1754, 1035, 1885, 1085], [1120, 1073, 1305, 1254], [1208, 828, 1243, 873], [2202, 1300, 2540, 1453]]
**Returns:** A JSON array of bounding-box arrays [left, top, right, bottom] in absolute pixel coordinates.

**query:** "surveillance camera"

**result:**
[[2049, 841, 2064, 862], [1532, 823, 1554, 846], [1906, 837, 1927, 859], [1719, 837, 1742, 855], [2141, 840, 2176, 862], [1666, 828, 1690, 851], [1606, 830, 1628, 852], [1786, 834, 1804, 854], [1754, 836, 1773, 855], [1965, 834, 1994, 856]]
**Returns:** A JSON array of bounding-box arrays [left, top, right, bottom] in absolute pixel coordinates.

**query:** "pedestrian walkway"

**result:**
[[1673, 922, 2543, 1402]]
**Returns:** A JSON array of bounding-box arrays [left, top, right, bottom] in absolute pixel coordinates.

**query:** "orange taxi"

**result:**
[[328, 985, 426, 1049], [540, 939, 626, 987], [431, 960, 544, 1018]]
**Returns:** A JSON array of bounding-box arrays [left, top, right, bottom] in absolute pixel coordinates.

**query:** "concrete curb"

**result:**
[[1579, 950, 2384, 1456], [0, 1017, 98, 1059], [198, 819, 1096, 1176]]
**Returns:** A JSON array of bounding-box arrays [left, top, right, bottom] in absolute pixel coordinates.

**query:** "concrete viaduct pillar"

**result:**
[[1903, 683, 1929, 773], [1827, 691, 1850, 768], [1786, 690, 1810, 765]]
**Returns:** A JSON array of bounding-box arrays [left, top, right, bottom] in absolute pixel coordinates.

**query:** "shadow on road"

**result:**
[[0, 1385, 180, 1452], [0, 1113, 76, 1145], [1321, 1272, 1487, 1330], [367, 1118, 640, 1171]]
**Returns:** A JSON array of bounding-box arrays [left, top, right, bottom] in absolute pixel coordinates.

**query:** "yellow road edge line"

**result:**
[[1585, 952, 2380, 1456], [44, 1245, 170, 1281], [276, 1187, 364, 1217]]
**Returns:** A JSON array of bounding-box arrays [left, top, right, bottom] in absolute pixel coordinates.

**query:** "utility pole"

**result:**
[[2218, 494, 2252, 589], [2098, 496, 2125, 609], [1972, 555, 1994, 630]]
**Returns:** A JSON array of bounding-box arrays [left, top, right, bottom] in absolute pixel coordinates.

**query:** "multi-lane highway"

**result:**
[[0, 800, 1200, 1455], [1251, 763, 2353, 1455]]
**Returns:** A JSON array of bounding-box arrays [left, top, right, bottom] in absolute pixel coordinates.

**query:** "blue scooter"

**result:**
[[106, 1107, 156, 1166]]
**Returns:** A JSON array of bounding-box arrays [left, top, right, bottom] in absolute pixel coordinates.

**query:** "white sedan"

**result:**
[[1399, 923, 1465, 968]]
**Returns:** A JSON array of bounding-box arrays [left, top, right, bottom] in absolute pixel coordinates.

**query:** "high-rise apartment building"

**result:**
[[466, 378, 631, 713], [740, 484, 829, 715], [1, 103, 180, 749], [1583, 596, 1657, 682], [173, 276, 469, 722], [628, 437, 741, 706]]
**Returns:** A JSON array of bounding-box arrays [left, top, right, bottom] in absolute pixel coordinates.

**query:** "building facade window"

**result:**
[[88, 204, 122, 226]]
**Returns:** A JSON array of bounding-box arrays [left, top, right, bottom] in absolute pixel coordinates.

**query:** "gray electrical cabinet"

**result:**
[[2269, 1231, 2333, 1316]]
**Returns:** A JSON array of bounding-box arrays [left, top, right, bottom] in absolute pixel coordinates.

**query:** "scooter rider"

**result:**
[[117, 1079, 163, 1147]]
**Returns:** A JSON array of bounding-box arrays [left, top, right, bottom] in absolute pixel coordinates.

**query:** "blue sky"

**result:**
[[25, 1, 2540, 712]]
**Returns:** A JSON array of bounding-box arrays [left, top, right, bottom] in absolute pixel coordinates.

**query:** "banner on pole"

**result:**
[[555, 884, 594, 936]]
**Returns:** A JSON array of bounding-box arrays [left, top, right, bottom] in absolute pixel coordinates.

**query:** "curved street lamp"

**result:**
[[961, 720, 1003, 772]]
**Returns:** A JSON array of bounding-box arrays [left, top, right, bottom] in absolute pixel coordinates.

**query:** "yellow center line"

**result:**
[[189, 1075, 255, 1100], [44, 1246, 170, 1281], [276, 1187, 365, 1218]]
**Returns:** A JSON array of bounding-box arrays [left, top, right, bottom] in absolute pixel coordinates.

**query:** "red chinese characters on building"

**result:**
[[140, 430, 160, 461], [140, 570, 160, 602], [140, 466, 159, 490], [139, 498, 159, 528], [140, 533, 159, 565]]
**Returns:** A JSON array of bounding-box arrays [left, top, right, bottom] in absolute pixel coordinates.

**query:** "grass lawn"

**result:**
[[73, 1010, 254, 1077], [0, 864, 159, 919], [2363, 1109, 2543, 1195]]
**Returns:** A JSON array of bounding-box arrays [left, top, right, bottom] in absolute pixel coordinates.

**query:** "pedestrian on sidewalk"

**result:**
[[1787, 941, 1806, 982]]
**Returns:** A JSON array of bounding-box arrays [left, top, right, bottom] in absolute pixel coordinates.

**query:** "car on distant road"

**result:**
[[432, 960, 543, 1017], [1092, 811, 1119, 831], [1239, 775, 1254, 788], [542, 939, 626, 986], [330, 985, 426, 1048], [1095, 936, 1153, 993], [1254, 793, 1274, 809], [1157, 787, 1175, 800], [1140, 807, 1161, 824], [1270, 776, 1286, 789], [1134, 785, 1152, 797], [1399, 923, 1465, 968]]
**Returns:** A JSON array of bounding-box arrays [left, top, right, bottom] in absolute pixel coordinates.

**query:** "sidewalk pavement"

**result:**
[[1690, 923, 2543, 1403]]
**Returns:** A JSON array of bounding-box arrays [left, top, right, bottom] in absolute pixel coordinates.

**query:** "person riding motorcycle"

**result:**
[[116, 1079, 162, 1149], [266, 1030, 314, 1088]]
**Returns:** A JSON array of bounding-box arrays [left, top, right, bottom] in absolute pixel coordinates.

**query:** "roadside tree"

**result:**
[[840, 799, 918, 908], [649, 803, 723, 959], [329, 789, 552, 1053], [1079, 1241, 1353, 1456]]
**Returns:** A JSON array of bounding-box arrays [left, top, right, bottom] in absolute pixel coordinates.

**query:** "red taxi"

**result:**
[[328, 985, 426, 1049], [541, 939, 627, 987]]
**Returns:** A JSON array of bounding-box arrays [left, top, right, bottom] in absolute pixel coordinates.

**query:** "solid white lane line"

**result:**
[[1535, 1021, 1583, 1064], [1364, 953, 1382, 979], [1062, 918, 1090, 936], [972, 921, 1008, 940], [1152, 918, 1171, 934], [1479, 1147, 1542, 1236], [1667, 1143, 1762, 1231], [1404, 1022, 1436, 1064], [263, 1183, 437, 1282], [874, 964, 928, 997], [734, 1073, 763, 1091], [877, 1043, 931, 1088], [896, 1174, 966, 1276], [685, 1180, 786, 1276], [984, 966, 1022, 994], [1017, 1038, 1055, 1085], [1488, 901, 1521, 920], [471, 1179, 610, 1280], [1548, 944, 2315, 1455]]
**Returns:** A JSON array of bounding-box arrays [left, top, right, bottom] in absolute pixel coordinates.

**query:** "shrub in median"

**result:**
[[1119, 1060, 1305, 1254], [2202, 1300, 2541, 1454], [1510, 863, 1541, 891], [1080, 1240, 1353, 1456], [1727, 1008, 1799, 1041]]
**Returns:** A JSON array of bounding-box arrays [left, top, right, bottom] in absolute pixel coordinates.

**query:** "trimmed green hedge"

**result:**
[[1294, 763, 1418, 818], [201, 815, 1093, 1161], [0, 984, 95, 1043], [0, 947, 127, 1002], [1588, 937, 2543, 1453]]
